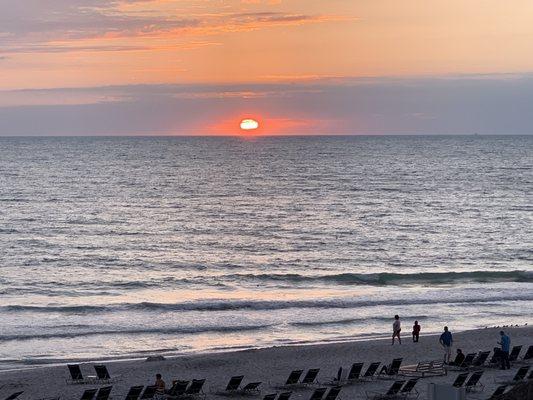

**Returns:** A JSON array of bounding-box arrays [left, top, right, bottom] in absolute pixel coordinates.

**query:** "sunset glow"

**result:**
[[240, 119, 260, 131]]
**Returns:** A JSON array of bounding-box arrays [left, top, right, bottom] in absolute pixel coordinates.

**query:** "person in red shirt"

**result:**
[[412, 321, 421, 342]]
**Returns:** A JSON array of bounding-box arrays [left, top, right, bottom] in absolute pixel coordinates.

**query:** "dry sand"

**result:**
[[1, 326, 532, 400]]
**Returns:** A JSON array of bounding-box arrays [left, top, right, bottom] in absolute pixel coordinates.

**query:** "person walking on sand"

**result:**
[[392, 315, 401, 345], [439, 326, 453, 363], [412, 321, 421, 342], [497, 330, 511, 370]]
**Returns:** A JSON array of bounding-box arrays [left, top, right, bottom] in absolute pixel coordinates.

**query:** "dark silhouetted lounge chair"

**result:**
[[509, 345, 522, 362], [284, 371, 303, 386], [464, 371, 484, 392], [362, 362, 381, 381], [185, 379, 206, 399], [323, 387, 341, 400], [472, 351, 491, 367], [450, 353, 476, 371], [329, 363, 364, 385], [168, 381, 190, 398], [519, 345, 533, 363], [379, 359, 403, 379], [4, 392, 24, 400], [96, 387, 113, 400], [140, 386, 157, 400], [125, 386, 144, 400], [277, 392, 291, 400], [80, 389, 98, 400], [307, 388, 327, 400], [94, 365, 115, 383], [365, 380, 405, 399], [496, 366, 530, 384], [67, 364, 90, 384], [452, 373, 469, 388], [399, 379, 419, 399], [488, 385, 507, 399], [225, 376, 244, 392], [301, 369, 320, 385]]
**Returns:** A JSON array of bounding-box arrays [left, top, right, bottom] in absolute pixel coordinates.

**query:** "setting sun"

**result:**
[[240, 119, 259, 131]]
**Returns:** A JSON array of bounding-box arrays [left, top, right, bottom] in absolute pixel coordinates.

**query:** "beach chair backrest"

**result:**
[[452, 373, 469, 387], [302, 369, 320, 384], [4, 392, 24, 400], [277, 392, 292, 400], [94, 365, 111, 380], [347, 363, 363, 380], [68, 364, 84, 380], [308, 388, 327, 400], [226, 376, 244, 391], [524, 345, 533, 360], [364, 362, 380, 377], [285, 370, 303, 385], [170, 380, 190, 396], [490, 385, 507, 399], [323, 387, 341, 400], [140, 386, 157, 400], [509, 345, 522, 361], [388, 358, 403, 375], [96, 387, 113, 400], [242, 382, 262, 392], [474, 351, 490, 366], [513, 366, 529, 381], [125, 386, 144, 400], [465, 371, 483, 387], [81, 389, 98, 400], [400, 379, 418, 393], [385, 381, 405, 395], [187, 379, 206, 394], [461, 353, 476, 367]]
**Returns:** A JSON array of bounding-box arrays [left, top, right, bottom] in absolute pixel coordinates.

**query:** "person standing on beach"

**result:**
[[439, 326, 453, 363], [412, 321, 421, 342], [497, 330, 511, 370], [392, 315, 401, 345]]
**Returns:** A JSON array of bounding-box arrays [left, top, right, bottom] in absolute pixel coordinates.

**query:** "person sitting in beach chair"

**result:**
[[449, 349, 465, 366], [153, 374, 165, 398]]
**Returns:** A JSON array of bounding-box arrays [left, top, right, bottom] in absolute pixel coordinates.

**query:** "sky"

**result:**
[[1, 0, 533, 135]]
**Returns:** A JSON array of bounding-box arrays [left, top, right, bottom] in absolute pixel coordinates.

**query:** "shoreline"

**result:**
[[1, 325, 531, 400], [1, 325, 527, 373]]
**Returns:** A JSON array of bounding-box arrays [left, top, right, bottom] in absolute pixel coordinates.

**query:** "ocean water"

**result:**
[[0, 135, 532, 369]]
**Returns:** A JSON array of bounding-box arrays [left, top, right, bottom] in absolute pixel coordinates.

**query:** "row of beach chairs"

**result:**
[[450, 344, 533, 371], [67, 365, 116, 385]]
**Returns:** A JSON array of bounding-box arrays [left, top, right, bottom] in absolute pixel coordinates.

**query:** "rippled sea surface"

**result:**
[[0, 135, 532, 369]]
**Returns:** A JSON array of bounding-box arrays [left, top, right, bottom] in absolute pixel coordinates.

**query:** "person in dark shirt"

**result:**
[[439, 326, 453, 363], [449, 349, 465, 366], [412, 321, 421, 342], [497, 331, 511, 370]]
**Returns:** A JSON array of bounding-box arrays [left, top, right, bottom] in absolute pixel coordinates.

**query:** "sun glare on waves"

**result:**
[[240, 119, 259, 131]]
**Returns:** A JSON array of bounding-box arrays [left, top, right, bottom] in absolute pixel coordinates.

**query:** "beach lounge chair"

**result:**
[[277, 392, 292, 400], [3, 392, 24, 400], [323, 387, 341, 400], [94, 365, 115, 383], [379, 359, 403, 378], [400, 360, 445, 378], [140, 386, 157, 400], [464, 371, 484, 392], [496, 366, 530, 384], [365, 380, 405, 400], [185, 379, 206, 399], [67, 364, 91, 384], [262, 395, 276, 400], [398, 379, 419, 399], [307, 388, 327, 400], [96, 387, 113, 400], [224, 376, 244, 392], [125, 386, 144, 400], [520, 345, 533, 362], [218, 376, 262, 395], [301, 369, 320, 385], [80, 389, 98, 400], [450, 353, 476, 370], [284, 371, 304, 386], [472, 351, 491, 367], [488, 385, 507, 399], [452, 373, 469, 388], [509, 345, 522, 362], [362, 363, 381, 381], [329, 363, 364, 385], [168, 381, 190, 398]]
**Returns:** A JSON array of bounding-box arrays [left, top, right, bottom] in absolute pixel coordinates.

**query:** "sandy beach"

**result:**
[[1, 325, 531, 400]]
